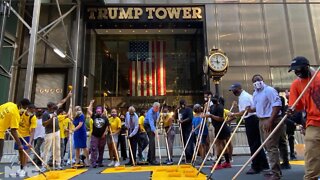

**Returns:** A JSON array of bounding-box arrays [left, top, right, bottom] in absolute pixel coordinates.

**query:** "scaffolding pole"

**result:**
[[23, 0, 41, 99], [71, 1, 81, 108]]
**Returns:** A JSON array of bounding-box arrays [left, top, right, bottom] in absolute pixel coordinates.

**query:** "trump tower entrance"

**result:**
[[84, 6, 206, 111]]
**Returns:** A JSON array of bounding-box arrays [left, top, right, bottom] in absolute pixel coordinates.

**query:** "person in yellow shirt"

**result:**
[[137, 110, 148, 162], [15, 103, 37, 177], [0, 102, 24, 164], [107, 108, 121, 167], [57, 109, 72, 165]]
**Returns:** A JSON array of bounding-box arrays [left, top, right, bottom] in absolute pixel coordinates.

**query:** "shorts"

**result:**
[[14, 136, 30, 150], [107, 134, 119, 144], [215, 125, 231, 140], [195, 134, 208, 144]]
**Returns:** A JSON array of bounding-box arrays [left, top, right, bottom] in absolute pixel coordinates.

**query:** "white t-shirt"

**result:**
[[34, 118, 45, 139], [238, 90, 256, 118]]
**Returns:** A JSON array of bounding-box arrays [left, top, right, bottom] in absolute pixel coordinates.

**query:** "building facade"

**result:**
[[0, 0, 319, 110]]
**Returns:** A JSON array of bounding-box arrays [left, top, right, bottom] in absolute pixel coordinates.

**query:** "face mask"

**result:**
[[253, 81, 264, 90], [204, 97, 208, 102], [27, 112, 34, 116], [75, 111, 82, 117], [212, 98, 218, 105], [162, 113, 168, 116], [181, 104, 185, 109], [295, 67, 310, 79], [19, 108, 25, 115], [111, 113, 117, 117], [232, 90, 241, 96]]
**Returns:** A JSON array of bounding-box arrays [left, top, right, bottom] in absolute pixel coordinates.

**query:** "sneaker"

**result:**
[[108, 161, 115, 167], [290, 154, 297, 160], [10, 169, 20, 177], [280, 163, 291, 169], [18, 169, 26, 177], [114, 161, 120, 167], [40, 167, 47, 173], [213, 164, 224, 170], [56, 166, 63, 170], [166, 159, 173, 165], [221, 162, 232, 168]]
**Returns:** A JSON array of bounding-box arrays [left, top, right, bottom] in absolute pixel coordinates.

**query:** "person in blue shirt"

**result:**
[[250, 74, 284, 180], [125, 106, 139, 166], [192, 104, 208, 161], [144, 102, 160, 165]]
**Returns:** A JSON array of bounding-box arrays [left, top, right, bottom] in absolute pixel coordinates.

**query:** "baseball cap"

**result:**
[[229, 82, 242, 91], [288, 56, 310, 72]]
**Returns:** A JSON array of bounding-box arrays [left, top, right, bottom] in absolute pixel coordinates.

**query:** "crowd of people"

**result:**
[[0, 56, 318, 180]]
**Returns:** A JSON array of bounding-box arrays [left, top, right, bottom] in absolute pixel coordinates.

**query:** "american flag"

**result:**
[[129, 41, 166, 96]]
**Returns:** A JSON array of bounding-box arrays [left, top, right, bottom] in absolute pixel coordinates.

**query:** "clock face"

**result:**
[[208, 53, 228, 72]]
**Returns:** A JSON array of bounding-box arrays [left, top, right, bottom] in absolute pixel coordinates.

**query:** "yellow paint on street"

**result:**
[[25, 169, 87, 180], [101, 165, 207, 179], [289, 160, 305, 165]]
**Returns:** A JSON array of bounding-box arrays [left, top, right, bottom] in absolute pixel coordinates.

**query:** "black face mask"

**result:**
[[232, 90, 241, 96], [212, 98, 218, 105], [295, 66, 310, 79]]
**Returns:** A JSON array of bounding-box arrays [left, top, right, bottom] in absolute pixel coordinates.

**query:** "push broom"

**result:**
[[232, 66, 320, 180], [17, 131, 51, 171], [197, 101, 236, 175], [207, 110, 247, 179], [191, 98, 211, 165], [7, 130, 48, 179]]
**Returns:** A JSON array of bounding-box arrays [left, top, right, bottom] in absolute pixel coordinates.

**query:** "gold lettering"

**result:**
[[87, 8, 97, 20], [97, 8, 108, 19], [166, 7, 181, 19], [108, 8, 118, 19], [182, 7, 192, 19], [192, 7, 202, 19], [56, 89, 62, 94], [118, 8, 133, 19], [134, 8, 143, 19], [155, 7, 167, 20], [146, 8, 155, 19], [40, 89, 44, 94]]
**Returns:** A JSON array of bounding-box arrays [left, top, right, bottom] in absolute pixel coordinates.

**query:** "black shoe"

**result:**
[[149, 161, 159, 165], [290, 154, 297, 160], [125, 162, 133, 166], [92, 165, 97, 168], [98, 164, 104, 167], [280, 163, 291, 169], [246, 168, 260, 174]]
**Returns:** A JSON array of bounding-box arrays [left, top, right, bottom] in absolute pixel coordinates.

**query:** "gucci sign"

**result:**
[[37, 88, 63, 94]]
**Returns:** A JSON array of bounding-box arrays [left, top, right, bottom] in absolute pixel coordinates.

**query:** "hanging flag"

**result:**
[[129, 40, 166, 96]]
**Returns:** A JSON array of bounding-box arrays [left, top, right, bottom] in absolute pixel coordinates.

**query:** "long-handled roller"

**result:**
[[191, 98, 211, 165], [7, 130, 47, 179], [52, 113, 56, 170], [197, 101, 236, 174], [207, 110, 247, 179], [178, 125, 200, 165], [177, 109, 187, 163], [127, 131, 136, 166], [17, 131, 51, 171], [232, 66, 320, 180], [164, 128, 171, 162], [109, 126, 120, 164]]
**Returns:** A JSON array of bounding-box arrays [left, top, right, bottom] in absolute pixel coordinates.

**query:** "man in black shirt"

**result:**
[[88, 100, 109, 168], [178, 99, 194, 162]]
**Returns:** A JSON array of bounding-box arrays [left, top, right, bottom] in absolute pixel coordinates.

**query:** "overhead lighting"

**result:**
[[53, 48, 66, 58]]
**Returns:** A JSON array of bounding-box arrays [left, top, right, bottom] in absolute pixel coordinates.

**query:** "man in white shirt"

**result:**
[[33, 109, 45, 166], [229, 82, 269, 174]]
